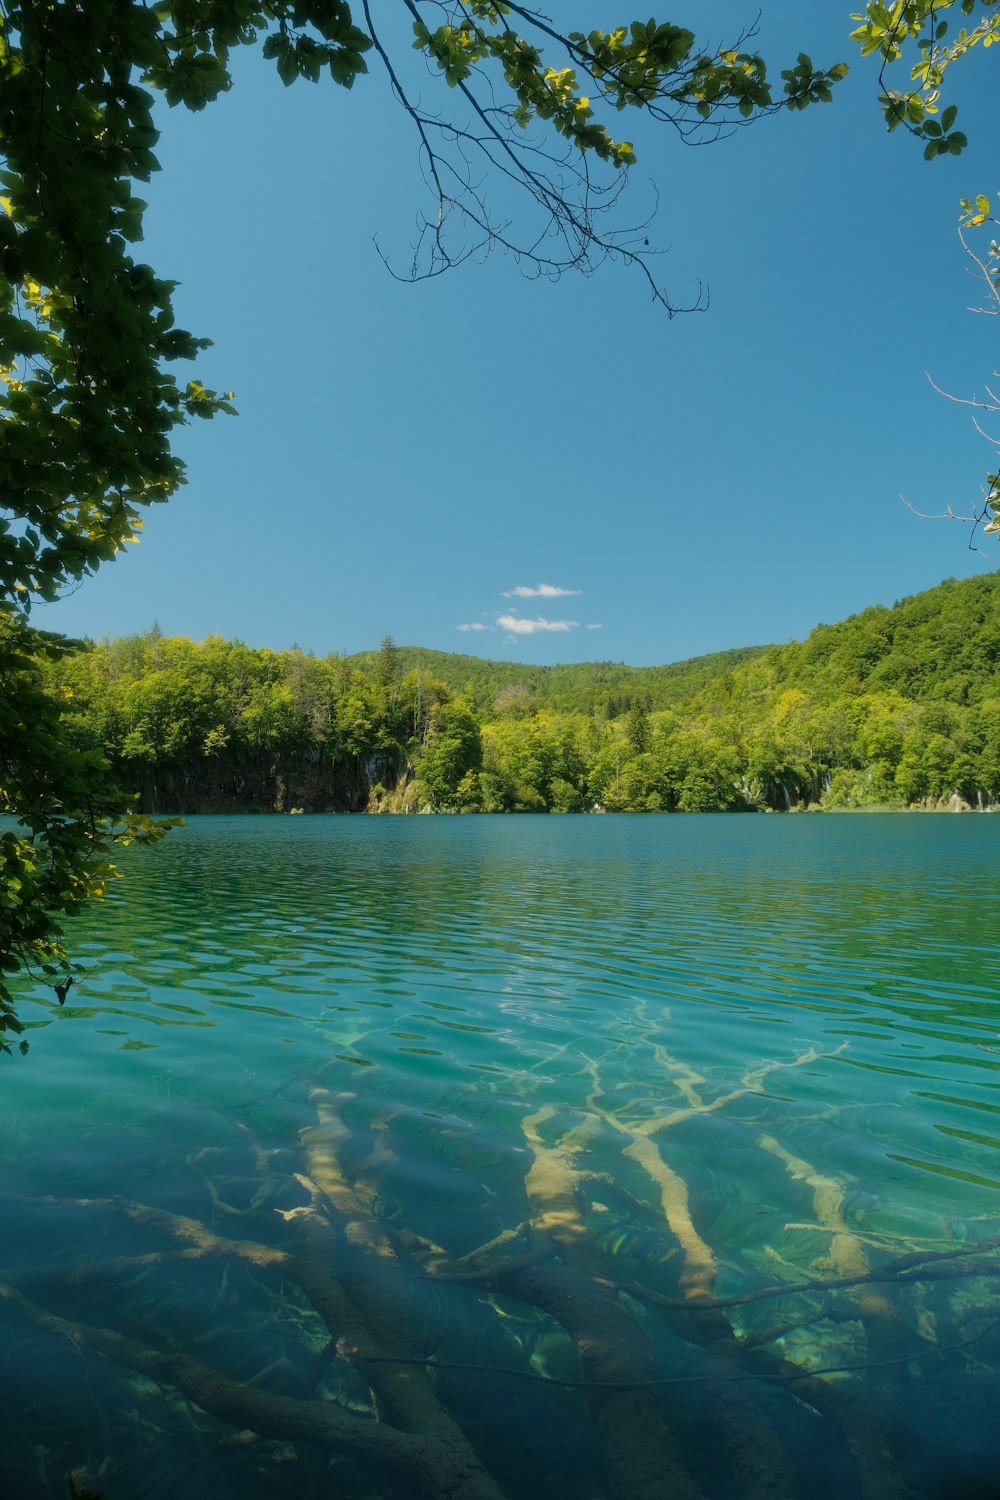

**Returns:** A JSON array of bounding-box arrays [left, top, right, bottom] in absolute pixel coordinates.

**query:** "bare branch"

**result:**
[[900, 495, 976, 523]]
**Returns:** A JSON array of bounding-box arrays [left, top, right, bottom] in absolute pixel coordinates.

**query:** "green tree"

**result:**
[[0, 617, 175, 1047], [415, 700, 483, 810], [373, 634, 401, 696], [624, 699, 652, 755], [971, 698, 1000, 802]]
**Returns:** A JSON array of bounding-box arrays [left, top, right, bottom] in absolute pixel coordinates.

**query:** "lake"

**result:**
[[1, 814, 999, 1500]]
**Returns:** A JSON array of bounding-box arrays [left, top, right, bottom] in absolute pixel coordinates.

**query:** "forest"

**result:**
[[43, 571, 1000, 817]]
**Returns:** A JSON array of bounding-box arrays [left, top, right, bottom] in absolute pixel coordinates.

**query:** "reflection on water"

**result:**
[[1, 815, 999, 1499]]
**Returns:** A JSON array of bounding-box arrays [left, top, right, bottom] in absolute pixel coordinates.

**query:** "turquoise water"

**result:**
[[1, 814, 999, 1499]]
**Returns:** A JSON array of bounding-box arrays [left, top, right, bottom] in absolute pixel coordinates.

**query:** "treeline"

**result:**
[[45, 573, 1000, 813], [345, 643, 772, 719]]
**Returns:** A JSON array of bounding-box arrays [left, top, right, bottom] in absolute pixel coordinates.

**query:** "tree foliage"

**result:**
[[850, 0, 997, 158], [40, 572, 1000, 823], [372, 4, 845, 301], [0, 616, 176, 1045]]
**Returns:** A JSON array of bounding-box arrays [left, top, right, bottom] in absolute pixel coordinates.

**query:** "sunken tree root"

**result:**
[[1, 1045, 997, 1499]]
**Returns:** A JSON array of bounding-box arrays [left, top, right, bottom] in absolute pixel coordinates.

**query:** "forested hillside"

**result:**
[[345, 645, 773, 718], [46, 574, 1000, 814]]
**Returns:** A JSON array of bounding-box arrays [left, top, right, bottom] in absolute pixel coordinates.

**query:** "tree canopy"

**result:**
[[38, 572, 1000, 818]]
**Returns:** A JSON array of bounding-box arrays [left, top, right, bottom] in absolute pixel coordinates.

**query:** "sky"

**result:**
[[39, 2, 1000, 667]]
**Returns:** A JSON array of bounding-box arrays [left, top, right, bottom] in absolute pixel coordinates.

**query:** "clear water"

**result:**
[[2, 815, 999, 1500]]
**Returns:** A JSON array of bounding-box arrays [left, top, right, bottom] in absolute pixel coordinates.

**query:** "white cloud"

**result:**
[[585, 622, 603, 630], [498, 614, 579, 635], [456, 622, 493, 632], [503, 583, 582, 598]]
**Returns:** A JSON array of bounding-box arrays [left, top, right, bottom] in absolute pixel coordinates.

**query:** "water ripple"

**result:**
[[3, 815, 1000, 1497]]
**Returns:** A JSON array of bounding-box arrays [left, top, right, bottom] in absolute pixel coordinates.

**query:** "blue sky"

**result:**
[[42, 2, 999, 666]]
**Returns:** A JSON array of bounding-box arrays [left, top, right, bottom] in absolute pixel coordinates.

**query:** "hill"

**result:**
[[46, 572, 1000, 814], [761, 573, 1000, 705], [345, 644, 773, 716]]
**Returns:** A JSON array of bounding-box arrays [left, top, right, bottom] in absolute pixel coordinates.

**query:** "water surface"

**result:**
[[2, 815, 998, 1499]]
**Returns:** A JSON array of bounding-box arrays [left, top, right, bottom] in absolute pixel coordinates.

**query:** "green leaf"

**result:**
[[276, 45, 299, 86]]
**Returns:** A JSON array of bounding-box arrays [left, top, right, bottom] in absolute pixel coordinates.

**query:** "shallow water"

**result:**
[[2, 814, 999, 1499]]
